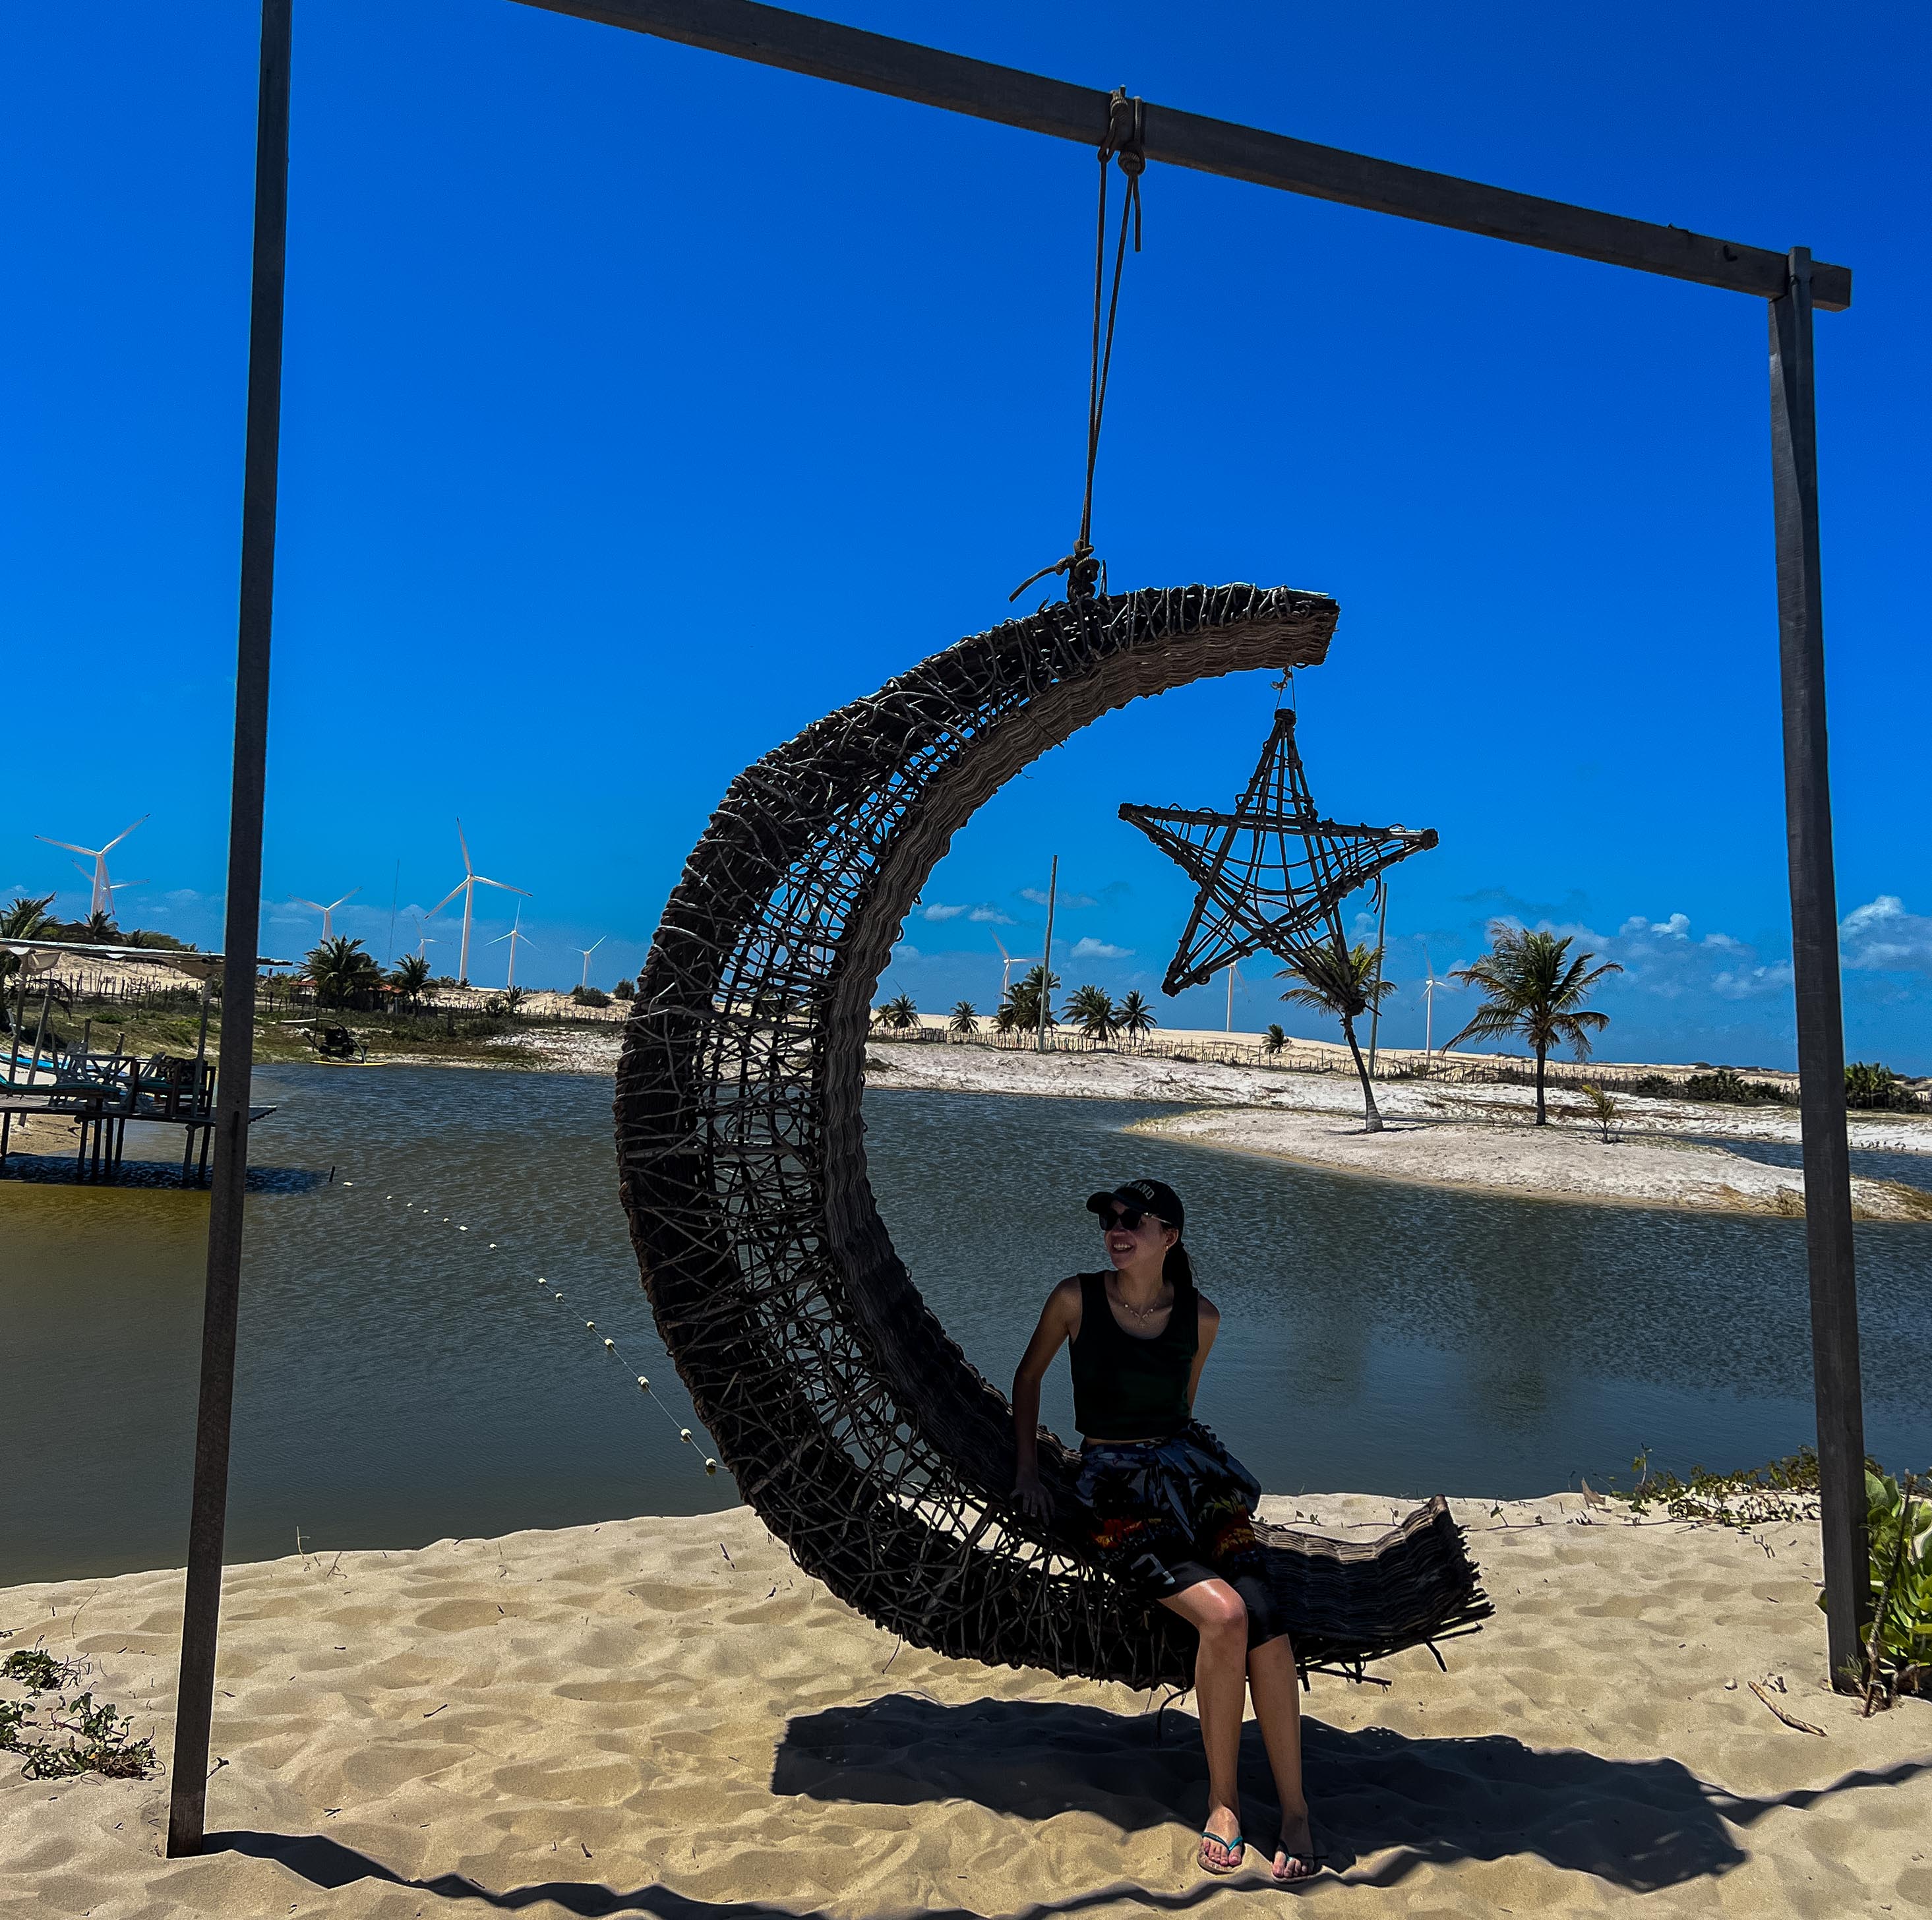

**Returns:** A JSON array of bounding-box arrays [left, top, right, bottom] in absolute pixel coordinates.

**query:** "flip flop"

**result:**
[[1271, 1824, 1325, 1882], [1197, 1828, 1245, 1876]]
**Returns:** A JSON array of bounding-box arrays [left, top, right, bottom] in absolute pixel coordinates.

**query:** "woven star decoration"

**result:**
[[1120, 707, 1439, 996]]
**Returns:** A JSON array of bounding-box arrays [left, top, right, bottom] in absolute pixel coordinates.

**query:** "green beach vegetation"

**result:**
[[0, 1650, 157, 1782], [1623, 1447, 1929, 1706]]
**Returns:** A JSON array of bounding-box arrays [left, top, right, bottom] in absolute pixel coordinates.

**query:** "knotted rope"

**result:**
[[1012, 88, 1145, 606]]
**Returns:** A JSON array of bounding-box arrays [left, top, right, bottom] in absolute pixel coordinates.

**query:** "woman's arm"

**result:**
[[1184, 1292, 1222, 1413], [1011, 1277, 1081, 1520]]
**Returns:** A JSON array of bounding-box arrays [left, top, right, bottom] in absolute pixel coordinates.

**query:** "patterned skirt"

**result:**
[[1075, 1421, 1267, 1604]]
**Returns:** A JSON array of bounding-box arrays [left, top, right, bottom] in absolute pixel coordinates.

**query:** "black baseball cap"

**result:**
[[1085, 1178, 1184, 1234]]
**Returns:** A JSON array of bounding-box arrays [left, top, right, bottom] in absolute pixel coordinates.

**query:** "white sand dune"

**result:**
[[4, 1494, 1929, 1917]]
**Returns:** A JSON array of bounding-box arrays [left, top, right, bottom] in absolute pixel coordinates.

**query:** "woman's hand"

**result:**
[[1011, 1466, 1053, 1524]]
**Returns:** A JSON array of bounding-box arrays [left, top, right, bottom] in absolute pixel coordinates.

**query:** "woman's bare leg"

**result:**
[[1159, 1580, 1250, 1870], [1246, 1634, 1315, 1880]]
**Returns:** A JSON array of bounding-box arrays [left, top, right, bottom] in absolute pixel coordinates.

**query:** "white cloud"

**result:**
[[890, 941, 921, 961], [1068, 937, 1133, 961], [1840, 895, 1932, 975], [1619, 913, 1690, 940], [1709, 962, 1794, 1000], [1019, 887, 1097, 909], [915, 901, 1013, 926]]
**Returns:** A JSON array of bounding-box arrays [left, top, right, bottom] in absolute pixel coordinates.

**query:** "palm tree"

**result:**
[[307, 935, 384, 1009], [878, 992, 919, 1031], [1114, 990, 1157, 1049], [1263, 1023, 1287, 1056], [1, 894, 55, 1004], [948, 1000, 979, 1036], [1278, 940, 1398, 1131], [1064, 983, 1116, 1044], [80, 909, 119, 944], [390, 953, 432, 1005], [1444, 924, 1623, 1125], [998, 965, 1059, 1037]]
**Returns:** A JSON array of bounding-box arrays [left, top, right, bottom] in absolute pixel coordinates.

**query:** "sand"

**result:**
[[1129, 1108, 1932, 1222], [4, 1494, 1929, 1919]]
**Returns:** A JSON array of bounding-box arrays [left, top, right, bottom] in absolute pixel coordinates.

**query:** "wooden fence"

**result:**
[[863, 1025, 1807, 1102]]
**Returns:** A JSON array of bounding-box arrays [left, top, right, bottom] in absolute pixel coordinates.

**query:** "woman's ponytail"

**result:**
[[1163, 1238, 1194, 1292]]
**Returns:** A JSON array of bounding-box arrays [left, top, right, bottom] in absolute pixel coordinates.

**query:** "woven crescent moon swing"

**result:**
[[615, 582, 1491, 1688]]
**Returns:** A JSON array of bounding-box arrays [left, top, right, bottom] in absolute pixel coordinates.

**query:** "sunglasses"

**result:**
[[1095, 1202, 1163, 1231]]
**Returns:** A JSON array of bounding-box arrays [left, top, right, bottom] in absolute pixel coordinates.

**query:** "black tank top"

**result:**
[[1068, 1270, 1198, 1442]]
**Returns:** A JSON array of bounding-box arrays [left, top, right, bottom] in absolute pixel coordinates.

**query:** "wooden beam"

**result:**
[[167, 0, 292, 1858], [510, 0, 1852, 310], [1768, 247, 1867, 1689]]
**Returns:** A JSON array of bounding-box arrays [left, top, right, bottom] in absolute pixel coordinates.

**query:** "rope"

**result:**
[[1011, 88, 1144, 606], [337, 1182, 721, 1479]]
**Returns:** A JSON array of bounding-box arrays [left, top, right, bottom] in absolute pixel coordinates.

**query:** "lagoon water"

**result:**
[[5, 1064, 1929, 1584]]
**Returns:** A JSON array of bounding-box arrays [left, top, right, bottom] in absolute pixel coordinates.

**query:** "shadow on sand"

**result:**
[[771, 1694, 1930, 1894], [210, 1695, 1931, 1913]]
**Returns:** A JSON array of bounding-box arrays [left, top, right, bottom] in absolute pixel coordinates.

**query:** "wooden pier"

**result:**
[[1, 936, 284, 1185]]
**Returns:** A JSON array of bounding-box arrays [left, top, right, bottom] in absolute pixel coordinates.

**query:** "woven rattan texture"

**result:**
[[616, 584, 1492, 1687]]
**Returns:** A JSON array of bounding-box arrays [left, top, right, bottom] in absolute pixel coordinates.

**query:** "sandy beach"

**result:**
[[459, 1025, 1932, 1216], [1130, 1108, 1932, 1221], [4, 1493, 1929, 1918]]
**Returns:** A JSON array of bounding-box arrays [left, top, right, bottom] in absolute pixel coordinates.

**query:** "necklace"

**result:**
[[1110, 1278, 1169, 1323]]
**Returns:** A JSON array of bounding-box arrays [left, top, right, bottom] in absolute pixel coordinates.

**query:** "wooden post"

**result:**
[[1769, 245, 1867, 1689], [167, 0, 292, 1856], [1368, 882, 1390, 1075], [1035, 855, 1058, 1053]]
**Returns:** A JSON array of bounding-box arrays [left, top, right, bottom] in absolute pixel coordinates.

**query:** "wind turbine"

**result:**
[[426, 819, 529, 984], [97, 875, 150, 913], [574, 936, 605, 988], [1418, 941, 1457, 1065], [406, 911, 438, 961], [490, 906, 536, 990], [293, 888, 360, 942], [38, 816, 148, 918], [992, 933, 1037, 998]]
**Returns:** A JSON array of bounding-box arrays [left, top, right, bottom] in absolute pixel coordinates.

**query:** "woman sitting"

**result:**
[[1010, 1178, 1316, 1881]]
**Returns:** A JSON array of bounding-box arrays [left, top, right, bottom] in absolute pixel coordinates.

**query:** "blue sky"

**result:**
[[5, 1, 1927, 1068]]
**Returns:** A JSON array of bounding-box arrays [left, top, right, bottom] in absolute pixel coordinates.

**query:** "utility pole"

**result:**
[[1035, 855, 1058, 1054], [1367, 883, 1391, 1075], [1224, 962, 1236, 1033]]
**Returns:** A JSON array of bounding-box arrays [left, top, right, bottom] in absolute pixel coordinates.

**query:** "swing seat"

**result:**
[[617, 583, 1490, 1687]]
